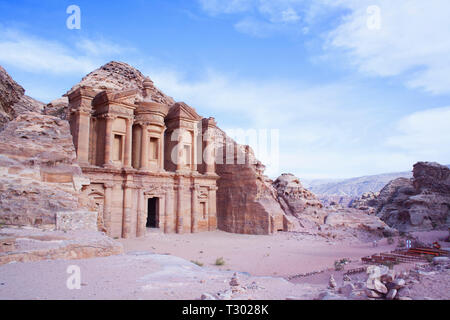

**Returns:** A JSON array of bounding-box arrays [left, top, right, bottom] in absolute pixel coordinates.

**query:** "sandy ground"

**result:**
[[0, 229, 448, 300], [119, 230, 396, 277], [0, 252, 324, 300]]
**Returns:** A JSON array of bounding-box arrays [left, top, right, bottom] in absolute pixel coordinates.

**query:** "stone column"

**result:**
[[103, 182, 114, 236], [159, 129, 165, 170], [140, 123, 149, 170], [176, 131, 183, 172], [164, 187, 174, 233], [208, 186, 218, 231], [191, 129, 198, 172], [136, 188, 145, 237], [122, 180, 135, 238], [104, 115, 114, 167], [191, 184, 199, 233], [204, 129, 216, 174], [77, 111, 91, 166], [176, 184, 184, 234], [124, 117, 133, 168]]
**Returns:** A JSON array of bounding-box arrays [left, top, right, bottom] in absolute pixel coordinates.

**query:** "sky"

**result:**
[[0, 0, 449, 179]]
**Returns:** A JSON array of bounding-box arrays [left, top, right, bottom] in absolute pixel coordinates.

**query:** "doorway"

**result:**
[[146, 197, 159, 228]]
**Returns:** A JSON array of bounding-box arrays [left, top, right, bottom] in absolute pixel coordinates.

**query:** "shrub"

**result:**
[[387, 237, 395, 245], [334, 259, 349, 271], [215, 257, 225, 266], [191, 260, 204, 267]]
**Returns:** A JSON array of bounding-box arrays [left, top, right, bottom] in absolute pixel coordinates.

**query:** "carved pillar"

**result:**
[[191, 184, 199, 233], [204, 130, 216, 174], [159, 129, 166, 170], [164, 187, 174, 233], [77, 111, 91, 166], [122, 180, 135, 238], [103, 182, 114, 236], [104, 115, 114, 167], [176, 184, 184, 234], [124, 117, 133, 168], [136, 188, 145, 237], [192, 129, 198, 172], [176, 131, 183, 172], [140, 123, 149, 170], [208, 186, 218, 231]]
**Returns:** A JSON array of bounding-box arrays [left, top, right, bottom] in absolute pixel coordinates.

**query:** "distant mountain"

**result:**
[[302, 165, 450, 199]]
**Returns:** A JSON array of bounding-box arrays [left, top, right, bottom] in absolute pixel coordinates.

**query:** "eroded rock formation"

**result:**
[[350, 191, 380, 214], [0, 66, 44, 131], [273, 173, 326, 228], [272, 173, 395, 237], [214, 133, 295, 234], [376, 162, 450, 231], [0, 112, 91, 228]]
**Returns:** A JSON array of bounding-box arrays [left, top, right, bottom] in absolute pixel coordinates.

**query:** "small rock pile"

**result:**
[[200, 273, 261, 300], [364, 265, 410, 300]]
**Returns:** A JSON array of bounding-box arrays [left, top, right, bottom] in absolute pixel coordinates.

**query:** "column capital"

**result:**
[[103, 182, 115, 189]]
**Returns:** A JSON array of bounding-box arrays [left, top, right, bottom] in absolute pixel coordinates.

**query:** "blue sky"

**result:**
[[1, 0, 449, 179]]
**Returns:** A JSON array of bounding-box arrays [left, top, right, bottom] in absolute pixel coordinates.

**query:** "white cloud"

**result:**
[[199, 0, 305, 37], [199, 0, 450, 95], [325, 0, 450, 95], [0, 28, 129, 75], [75, 38, 126, 57], [386, 106, 450, 162], [146, 66, 435, 178]]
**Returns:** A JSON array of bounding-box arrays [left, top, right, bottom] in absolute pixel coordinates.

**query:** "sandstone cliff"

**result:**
[[273, 173, 325, 228], [272, 173, 395, 237], [350, 191, 380, 214], [214, 130, 297, 234], [376, 162, 450, 232], [0, 112, 90, 228], [0, 66, 44, 131]]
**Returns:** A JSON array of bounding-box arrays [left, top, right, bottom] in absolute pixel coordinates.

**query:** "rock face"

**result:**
[[0, 112, 91, 228], [74, 61, 175, 106], [0, 66, 44, 131], [324, 208, 396, 236], [350, 191, 380, 214], [214, 132, 295, 234], [376, 162, 450, 231], [273, 173, 326, 227]]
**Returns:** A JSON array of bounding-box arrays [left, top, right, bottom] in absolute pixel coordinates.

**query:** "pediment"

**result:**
[[166, 102, 202, 121]]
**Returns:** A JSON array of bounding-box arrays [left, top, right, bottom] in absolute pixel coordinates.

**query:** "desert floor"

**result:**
[[0, 230, 448, 300], [119, 230, 396, 277]]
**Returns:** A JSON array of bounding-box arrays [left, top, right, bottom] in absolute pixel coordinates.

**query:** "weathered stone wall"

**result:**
[[0, 66, 43, 131], [56, 211, 98, 232], [376, 162, 450, 231], [0, 112, 90, 229], [213, 130, 289, 235]]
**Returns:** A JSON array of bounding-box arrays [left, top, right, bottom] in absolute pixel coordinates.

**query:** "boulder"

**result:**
[[338, 283, 355, 297], [386, 289, 398, 300], [365, 289, 383, 298], [376, 162, 450, 231], [366, 278, 388, 294], [328, 275, 337, 289], [273, 173, 326, 225]]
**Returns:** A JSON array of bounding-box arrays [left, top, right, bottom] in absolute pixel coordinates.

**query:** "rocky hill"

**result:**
[[349, 162, 450, 232], [0, 66, 44, 131], [303, 167, 450, 207], [272, 173, 396, 238], [303, 171, 414, 198], [375, 162, 450, 232]]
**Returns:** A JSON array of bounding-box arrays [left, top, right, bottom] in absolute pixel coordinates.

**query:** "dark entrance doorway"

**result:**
[[146, 198, 159, 228]]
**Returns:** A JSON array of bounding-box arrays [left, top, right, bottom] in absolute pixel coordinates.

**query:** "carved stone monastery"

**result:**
[[68, 79, 220, 238], [0, 61, 292, 238]]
